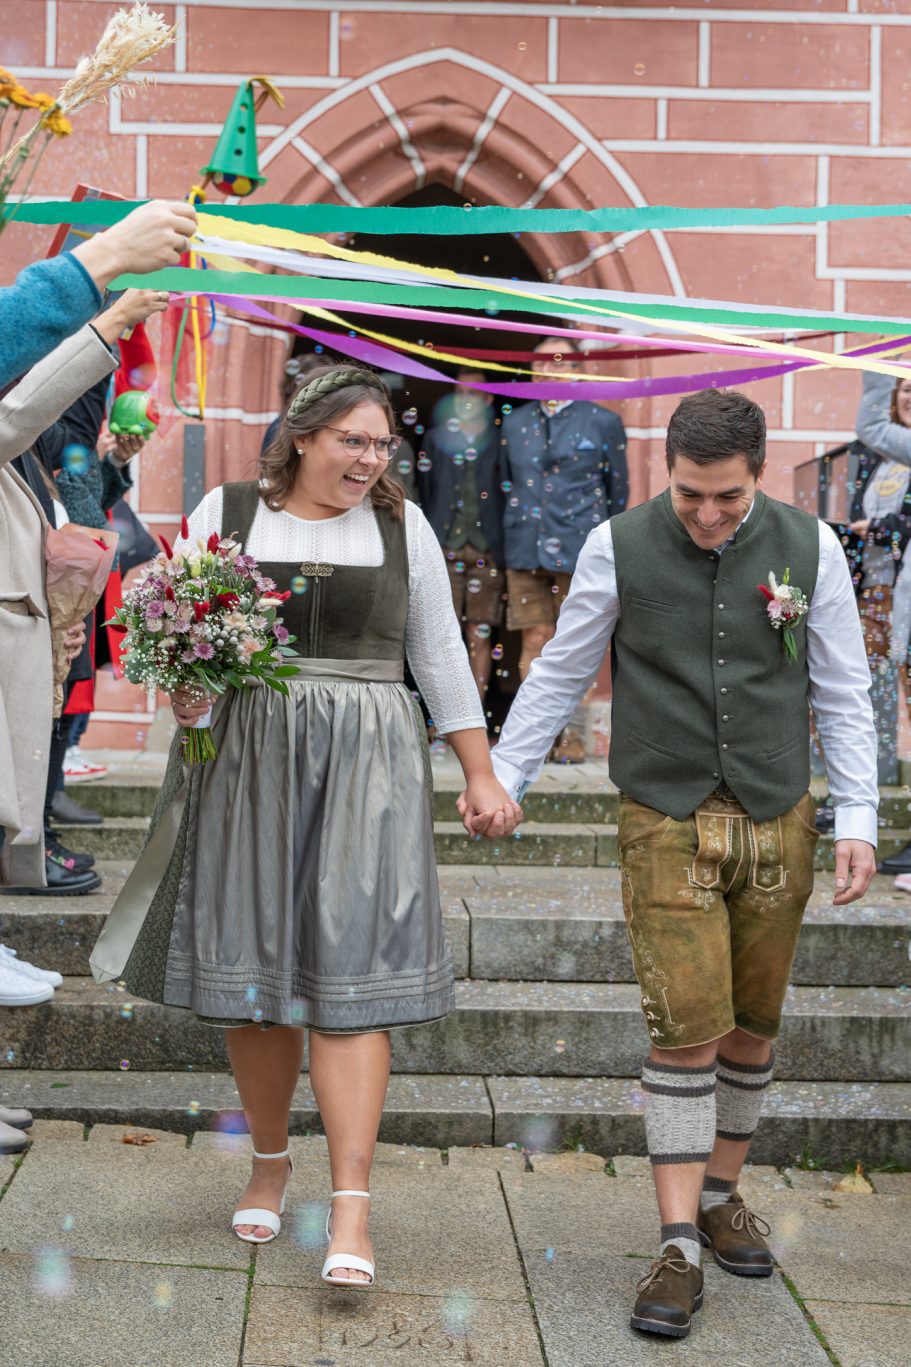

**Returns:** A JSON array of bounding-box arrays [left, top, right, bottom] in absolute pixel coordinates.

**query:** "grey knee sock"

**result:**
[[642, 1059, 717, 1166], [714, 1050, 774, 1143], [700, 1174, 736, 1212], [660, 1222, 701, 1268]]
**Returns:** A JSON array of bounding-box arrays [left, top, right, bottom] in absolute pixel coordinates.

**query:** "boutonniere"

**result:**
[[757, 568, 808, 663]]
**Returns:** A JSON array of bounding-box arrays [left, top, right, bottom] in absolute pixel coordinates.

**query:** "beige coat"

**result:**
[[0, 326, 116, 887]]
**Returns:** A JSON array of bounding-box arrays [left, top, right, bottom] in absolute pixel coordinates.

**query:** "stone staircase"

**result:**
[[2, 757, 909, 1165]]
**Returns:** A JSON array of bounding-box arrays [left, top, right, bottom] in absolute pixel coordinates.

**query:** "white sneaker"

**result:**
[[63, 749, 108, 782], [0, 1119, 29, 1154], [0, 944, 63, 988], [0, 959, 54, 1006]]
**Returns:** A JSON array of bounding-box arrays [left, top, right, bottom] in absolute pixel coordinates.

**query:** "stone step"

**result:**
[[486, 1076, 911, 1168], [48, 816, 911, 869], [3, 866, 909, 988], [63, 775, 911, 830], [2, 1069, 907, 1167], [2, 978, 908, 1080], [0, 1070, 492, 1149]]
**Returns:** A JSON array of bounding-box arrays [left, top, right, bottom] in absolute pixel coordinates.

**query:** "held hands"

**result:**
[[456, 775, 524, 840], [170, 688, 213, 727], [832, 839, 877, 905]]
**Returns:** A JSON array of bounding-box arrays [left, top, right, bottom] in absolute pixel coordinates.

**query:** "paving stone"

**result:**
[[0, 1252, 247, 1367], [529, 1151, 608, 1175], [243, 1284, 545, 1366], [870, 1170, 911, 1194], [0, 1135, 252, 1267], [804, 1300, 911, 1367], [446, 1145, 528, 1173], [761, 1189, 911, 1303], [501, 1175, 829, 1366], [371, 1142, 443, 1169], [88, 1121, 187, 1148], [610, 1155, 651, 1180], [782, 1168, 851, 1192], [256, 1166, 529, 1302], [441, 897, 469, 978], [27, 1119, 84, 1142]]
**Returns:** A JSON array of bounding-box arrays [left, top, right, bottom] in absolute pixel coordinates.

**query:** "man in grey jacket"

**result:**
[[500, 337, 627, 761]]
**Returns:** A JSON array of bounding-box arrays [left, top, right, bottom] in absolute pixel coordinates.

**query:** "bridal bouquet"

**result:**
[[107, 519, 298, 762]]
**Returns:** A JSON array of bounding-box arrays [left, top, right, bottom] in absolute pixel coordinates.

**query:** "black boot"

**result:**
[[50, 791, 102, 826], [45, 831, 95, 874], [1, 856, 101, 896], [878, 840, 911, 874]]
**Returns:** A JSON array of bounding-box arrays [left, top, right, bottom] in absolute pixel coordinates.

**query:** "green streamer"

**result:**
[[111, 267, 911, 335], [15, 197, 911, 235]]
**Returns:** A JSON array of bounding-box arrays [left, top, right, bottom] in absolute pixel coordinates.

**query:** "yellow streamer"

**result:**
[[193, 211, 911, 381]]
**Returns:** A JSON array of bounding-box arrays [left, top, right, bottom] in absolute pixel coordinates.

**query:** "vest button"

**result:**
[[720, 687, 728, 695], [718, 631, 725, 639], [722, 715, 729, 721], [713, 771, 720, 779], [722, 743, 729, 750], [718, 603, 725, 610], [718, 659, 725, 666]]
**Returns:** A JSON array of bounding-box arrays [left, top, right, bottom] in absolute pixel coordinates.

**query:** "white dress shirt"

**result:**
[[492, 512, 879, 847]]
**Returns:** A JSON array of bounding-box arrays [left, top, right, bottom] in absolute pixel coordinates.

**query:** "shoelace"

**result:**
[[636, 1251, 691, 1294], [731, 1203, 771, 1239]]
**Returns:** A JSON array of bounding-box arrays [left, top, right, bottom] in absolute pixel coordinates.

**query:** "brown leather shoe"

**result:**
[[548, 727, 586, 764], [698, 1194, 773, 1276], [630, 1247, 704, 1338]]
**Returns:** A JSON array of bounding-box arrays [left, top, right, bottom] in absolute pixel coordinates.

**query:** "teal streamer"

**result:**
[[111, 267, 911, 335], [14, 197, 911, 234]]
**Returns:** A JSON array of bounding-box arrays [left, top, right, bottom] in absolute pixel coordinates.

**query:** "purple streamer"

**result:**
[[210, 295, 911, 401]]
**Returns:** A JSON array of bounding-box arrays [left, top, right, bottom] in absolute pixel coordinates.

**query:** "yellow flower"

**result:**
[[40, 109, 72, 137], [8, 86, 43, 108], [30, 92, 56, 111], [0, 81, 17, 103]]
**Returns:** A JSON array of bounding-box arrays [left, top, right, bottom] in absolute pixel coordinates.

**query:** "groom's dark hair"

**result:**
[[666, 389, 766, 477]]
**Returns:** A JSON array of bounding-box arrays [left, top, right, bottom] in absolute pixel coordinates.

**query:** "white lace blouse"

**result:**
[[175, 489, 486, 735]]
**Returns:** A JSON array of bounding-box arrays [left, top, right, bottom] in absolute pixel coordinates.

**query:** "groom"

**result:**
[[480, 388, 878, 1339]]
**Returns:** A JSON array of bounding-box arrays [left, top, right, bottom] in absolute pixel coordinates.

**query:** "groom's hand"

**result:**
[[832, 839, 876, 905]]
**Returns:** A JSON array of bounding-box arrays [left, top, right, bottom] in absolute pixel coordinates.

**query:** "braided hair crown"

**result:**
[[286, 364, 386, 420]]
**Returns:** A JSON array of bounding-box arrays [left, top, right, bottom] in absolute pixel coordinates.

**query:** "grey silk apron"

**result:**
[[90, 485, 453, 1032]]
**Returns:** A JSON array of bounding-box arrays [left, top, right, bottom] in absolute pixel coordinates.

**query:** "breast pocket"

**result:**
[[629, 596, 679, 615]]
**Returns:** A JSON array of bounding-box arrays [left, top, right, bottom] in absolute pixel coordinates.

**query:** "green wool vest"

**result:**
[[609, 489, 820, 822]]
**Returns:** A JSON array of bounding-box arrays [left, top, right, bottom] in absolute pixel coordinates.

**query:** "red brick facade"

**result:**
[[3, 0, 909, 742]]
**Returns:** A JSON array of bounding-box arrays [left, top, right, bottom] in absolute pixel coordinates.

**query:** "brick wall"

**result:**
[[4, 0, 908, 742]]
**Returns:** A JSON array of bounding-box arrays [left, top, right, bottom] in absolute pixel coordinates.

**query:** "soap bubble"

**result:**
[[397, 459, 412, 476], [465, 447, 478, 462], [502, 404, 513, 414], [403, 407, 418, 425], [294, 1201, 326, 1249], [119, 1003, 134, 1021], [290, 576, 307, 594], [417, 455, 432, 472], [543, 537, 562, 556], [555, 1039, 566, 1053], [492, 645, 505, 660], [501, 480, 513, 493], [453, 452, 465, 466], [475, 623, 492, 638], [153, 1281, 172, 1309], [467, 578, 482, 595], [33, 1247, 72, 1299], [447, 417, 461, 433], [186, 1100, 201, 1116], [530, 505, 542, 519], [634, 62, 646, 76], [60, 443, 89, 475], [119, 1059, 130, 1070], [454, 561, 465, 574]]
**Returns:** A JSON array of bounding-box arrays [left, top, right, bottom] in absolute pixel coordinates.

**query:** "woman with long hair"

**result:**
[[91, 364, 521, 1286]]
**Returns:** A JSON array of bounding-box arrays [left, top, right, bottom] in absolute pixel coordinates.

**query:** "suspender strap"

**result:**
[[221, 480, 262, 552]]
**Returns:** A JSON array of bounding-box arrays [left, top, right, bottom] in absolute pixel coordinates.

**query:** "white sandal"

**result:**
[[321, 1189, 375, 1288], [232, 1147, 292, 1245]]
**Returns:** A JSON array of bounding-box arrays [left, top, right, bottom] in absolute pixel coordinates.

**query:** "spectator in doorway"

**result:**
[[851, 370, 911, 876], [500, 337, 628, 762], [417, 369, 506, 704]]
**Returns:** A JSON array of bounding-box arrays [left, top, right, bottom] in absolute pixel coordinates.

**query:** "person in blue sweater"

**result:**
[[0, 199, 196, 387], [500, 337, 628, 761]]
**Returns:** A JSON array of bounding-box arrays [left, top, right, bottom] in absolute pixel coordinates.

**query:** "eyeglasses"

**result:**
[[324, 426, 402, 461]]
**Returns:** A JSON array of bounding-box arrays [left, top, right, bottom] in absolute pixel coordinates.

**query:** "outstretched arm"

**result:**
[[491, 522, 620, 800], [855, 370, 911, 466]]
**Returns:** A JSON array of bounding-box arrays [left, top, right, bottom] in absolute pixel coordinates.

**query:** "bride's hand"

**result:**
[[170, 688, 212, 726]]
